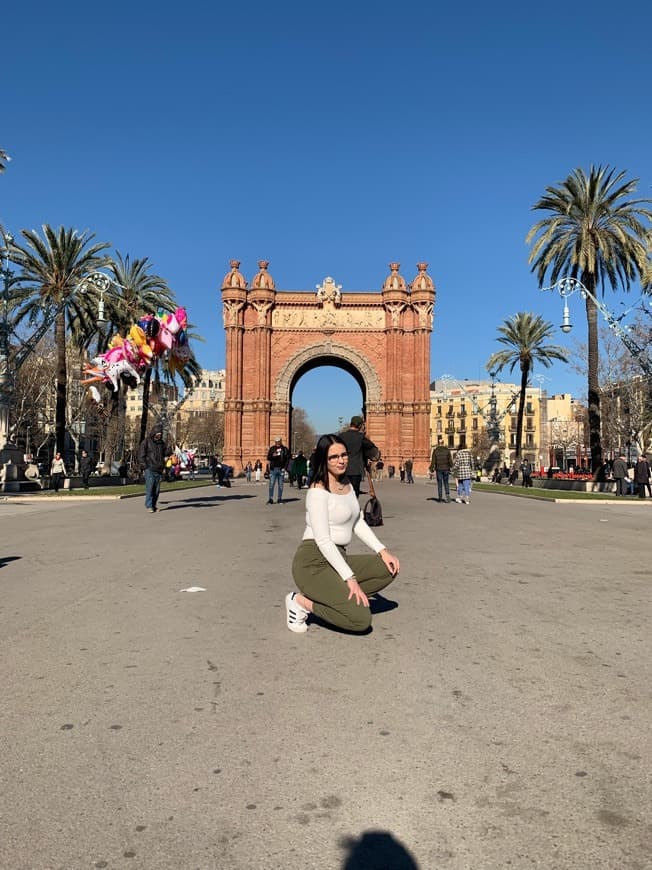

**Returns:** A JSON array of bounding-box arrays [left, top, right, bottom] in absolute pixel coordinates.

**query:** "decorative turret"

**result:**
[[409, 263, 436, 331], [381, 262, 409, 328], [221, 259, 248, 291], [221, 259, 247, 329], [382, 262, 407, 294], [250, 260, 276, 291], [248, 260, 276, 326], [410, 263, 435, 296]]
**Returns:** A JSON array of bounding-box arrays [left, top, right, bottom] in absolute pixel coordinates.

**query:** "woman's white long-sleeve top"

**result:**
[[302, 487, 385, 581]]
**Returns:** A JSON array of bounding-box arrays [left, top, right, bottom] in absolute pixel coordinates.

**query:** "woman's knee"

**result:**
[[346, 606, 372, 633]]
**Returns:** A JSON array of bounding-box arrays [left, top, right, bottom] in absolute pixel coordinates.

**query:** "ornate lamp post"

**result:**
[[541, 277, 652, 458], [541, 277, 652, 377]]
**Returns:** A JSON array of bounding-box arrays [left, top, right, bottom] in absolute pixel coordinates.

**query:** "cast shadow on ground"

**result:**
[[160, 494, 257, 510], [0, 556, 22, 569], [309, 594, 398, 634], [340, 830, 420, 869]]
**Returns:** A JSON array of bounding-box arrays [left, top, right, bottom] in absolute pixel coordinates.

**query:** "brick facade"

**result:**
[[220, 261, 435, 473]]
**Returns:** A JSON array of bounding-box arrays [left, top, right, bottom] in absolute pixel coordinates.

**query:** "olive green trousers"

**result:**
[[292, 540, 395, 632]]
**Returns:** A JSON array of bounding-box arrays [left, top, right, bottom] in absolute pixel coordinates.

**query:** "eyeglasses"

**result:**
[[328, 452, 349, 461]]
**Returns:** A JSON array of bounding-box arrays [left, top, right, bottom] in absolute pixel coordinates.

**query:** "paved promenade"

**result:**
[[1, 480, 650, 869]]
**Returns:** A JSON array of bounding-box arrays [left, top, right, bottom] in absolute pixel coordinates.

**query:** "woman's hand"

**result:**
[[379, 548, 400, 576], [346, 578, 369, 608]]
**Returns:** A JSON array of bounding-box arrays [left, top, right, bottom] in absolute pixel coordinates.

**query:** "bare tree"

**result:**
[[291, 407, 318, 455]]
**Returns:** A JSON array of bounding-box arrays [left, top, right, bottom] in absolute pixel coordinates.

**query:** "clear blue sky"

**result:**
[[3, 0, 651, 434]]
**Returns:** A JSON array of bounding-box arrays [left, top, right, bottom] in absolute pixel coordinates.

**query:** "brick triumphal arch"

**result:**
[[220, 260, 435, 473]]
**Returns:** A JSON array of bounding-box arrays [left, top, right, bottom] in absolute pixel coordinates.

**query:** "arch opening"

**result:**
[[290, 363, 365, 447]]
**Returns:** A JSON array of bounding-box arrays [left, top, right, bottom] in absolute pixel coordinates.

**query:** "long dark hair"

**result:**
[[310, 434, 348, 492]]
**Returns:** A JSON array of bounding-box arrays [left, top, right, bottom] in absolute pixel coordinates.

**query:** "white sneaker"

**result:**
[[454, 497, 462, 503], [285, 592, 309, 633]]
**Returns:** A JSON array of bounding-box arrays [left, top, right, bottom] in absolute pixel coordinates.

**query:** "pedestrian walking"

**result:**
[[266, 436, 290, 504], [339, 416, 379, 498], [284, 434, 400, 634], [405, 458, 414, 484], [612, 454, 629, 496], [633, 454, 651, 499], [453, 446, 474, 504], [79, 449, 92, 489], [138, 427, 170, 513], [521, 458, 533, 488], [399, 462, 405, 482], [292, 451, 308, 489], [429, 442, 452, 502], [50, 452, 67, 492], [118, 460, 128, 485], [254, 459, 262, 483]]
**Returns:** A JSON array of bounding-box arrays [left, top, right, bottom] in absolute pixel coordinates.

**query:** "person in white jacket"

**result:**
[[285, 434, 400, 634], [50, 452, 67, 492]]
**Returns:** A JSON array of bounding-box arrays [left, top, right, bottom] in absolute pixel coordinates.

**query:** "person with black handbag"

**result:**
[[285, 434, 400, 634]]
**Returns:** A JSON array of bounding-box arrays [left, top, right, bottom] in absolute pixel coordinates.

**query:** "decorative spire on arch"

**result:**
[[410, 262, 435, 293], [382, 262, 407, 292], [251, 260, 276, 290], [221, 259, 247, 290]]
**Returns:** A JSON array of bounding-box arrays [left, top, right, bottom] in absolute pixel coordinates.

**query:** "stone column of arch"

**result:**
[[410, 263, 436, 469], [221, 260, 247, 465]]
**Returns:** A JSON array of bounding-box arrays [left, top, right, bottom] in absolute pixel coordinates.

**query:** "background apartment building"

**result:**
[[429, 378, 544, 469]]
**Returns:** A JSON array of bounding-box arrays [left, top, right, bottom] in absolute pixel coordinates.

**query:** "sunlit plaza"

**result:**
[[2, 481, 650, 869]]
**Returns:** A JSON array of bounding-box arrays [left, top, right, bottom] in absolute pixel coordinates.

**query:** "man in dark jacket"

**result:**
[[266, 436, 290, 504], [79, 449, 93, 489], [429, 442, 453, 502], [339, 416, 379, 498], [138, 427, 170, 512], [611, 453, 628, 496]]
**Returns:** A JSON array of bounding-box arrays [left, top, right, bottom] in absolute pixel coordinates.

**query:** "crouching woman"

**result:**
[[285, 434, 400, 634]]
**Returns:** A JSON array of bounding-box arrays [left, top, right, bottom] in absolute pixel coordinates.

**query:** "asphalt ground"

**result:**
[[1, 479, 650, 870]]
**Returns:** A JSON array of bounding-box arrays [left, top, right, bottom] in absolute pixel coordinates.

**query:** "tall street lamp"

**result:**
[[541, 276, 652, 458], [541, 277, 652, 378]]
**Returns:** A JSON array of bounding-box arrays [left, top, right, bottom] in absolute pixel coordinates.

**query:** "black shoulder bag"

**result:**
[[363, 471, 384, 527]]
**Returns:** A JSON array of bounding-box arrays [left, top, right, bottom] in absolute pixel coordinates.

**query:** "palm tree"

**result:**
[[487, 312, 568, 461], [527, 165, 652, 470], [107, 252, 175, 331], [10, 226, 110, 453]]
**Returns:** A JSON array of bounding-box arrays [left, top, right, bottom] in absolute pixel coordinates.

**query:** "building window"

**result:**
[[437, 405, 442, 416], [436, 421, 442, 433], [526, 434, 534, 446], [448, 435, 455, 448], [472, 418, 478, 430], [459, 434, 466, 448], [526, 417, 534, 431]]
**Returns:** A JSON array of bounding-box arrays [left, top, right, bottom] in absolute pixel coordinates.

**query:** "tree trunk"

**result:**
[[54, 311, 67, 455], [585, 285, 602, 471], [515, 363, 529, 461], [139, 367, 152, 444]]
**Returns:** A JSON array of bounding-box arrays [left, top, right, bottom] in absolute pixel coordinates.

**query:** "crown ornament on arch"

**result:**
[[316, 276, 342, 305]]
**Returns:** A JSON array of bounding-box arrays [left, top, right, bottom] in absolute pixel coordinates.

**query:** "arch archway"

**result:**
[[220, 262, 435, 472]]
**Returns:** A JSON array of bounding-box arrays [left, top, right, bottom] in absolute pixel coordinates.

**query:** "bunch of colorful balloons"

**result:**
[[82, 307, 192, 393]]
